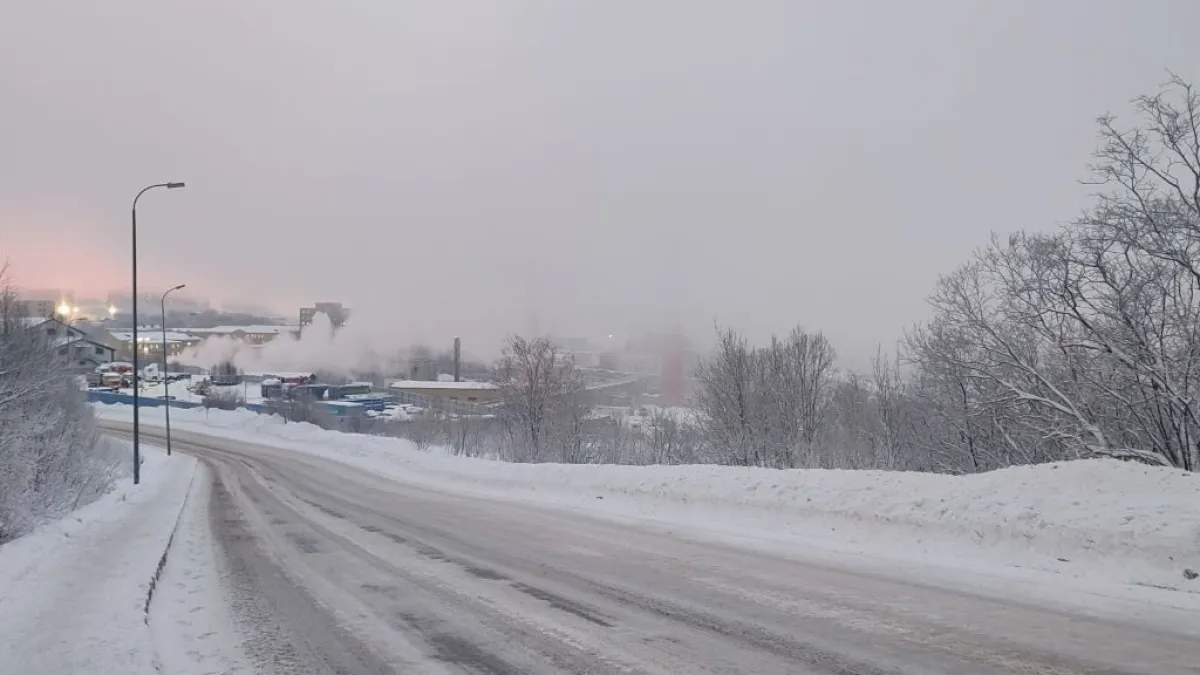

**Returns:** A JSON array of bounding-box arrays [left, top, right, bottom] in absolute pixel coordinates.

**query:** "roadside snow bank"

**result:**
[[97, 405, 1200, 590], [0, 444, 197, 675]]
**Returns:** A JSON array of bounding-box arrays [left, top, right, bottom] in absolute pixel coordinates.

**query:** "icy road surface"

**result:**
[[111, 425, 1198, 675]]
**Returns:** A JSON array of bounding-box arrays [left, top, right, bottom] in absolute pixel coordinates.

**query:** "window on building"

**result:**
[[95, 346, 105, 356]]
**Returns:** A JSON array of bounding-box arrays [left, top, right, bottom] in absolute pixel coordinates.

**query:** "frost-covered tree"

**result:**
[[494, 335, 592, 463], [902, 76, 1200, 470], [0, 264, 124, 541], [694, 325, 837, 468], [367, 78, 1200, 475], [694, 327, 760, 465]]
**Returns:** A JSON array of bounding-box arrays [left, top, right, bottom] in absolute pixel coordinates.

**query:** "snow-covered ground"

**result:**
[[8, 404, 1190, 671], [95, 404, 1200, 599], [592, 404, 701, 429], [118, 380, 204, 403], [113, 375, 264, 404], [0, 442, 250, 675]]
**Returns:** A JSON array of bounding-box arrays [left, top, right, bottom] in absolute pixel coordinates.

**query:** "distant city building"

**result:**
[[660, 331, 686, 406], [97, 323, 296, 357], [387, 380, 501, 404], [13, 292, 108, 321], [182, 325, 297, 345], [20, 316, 86, 342], [548, 335, 590, 352], [108, 329, 205, 356], [299, 302, 350, 332], [14, 298, 57, 318]]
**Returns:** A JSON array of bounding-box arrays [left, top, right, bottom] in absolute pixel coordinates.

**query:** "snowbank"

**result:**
[[0, 445, 198, 674], [96, 404, 1200, 592]]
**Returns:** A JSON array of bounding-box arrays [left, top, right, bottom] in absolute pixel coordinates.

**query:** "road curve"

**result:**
[[107, 422, 1199, 675]]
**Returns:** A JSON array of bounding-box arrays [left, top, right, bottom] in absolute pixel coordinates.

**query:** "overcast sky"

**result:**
[[3, 1, 1199, 364]]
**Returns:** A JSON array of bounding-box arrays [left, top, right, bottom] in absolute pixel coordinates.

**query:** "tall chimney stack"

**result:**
[[453, 336, 461, 382]]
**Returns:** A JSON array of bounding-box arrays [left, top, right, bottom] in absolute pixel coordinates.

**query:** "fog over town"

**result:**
[[4, 3, 1200, 673], [6, 2, 1198, 368]]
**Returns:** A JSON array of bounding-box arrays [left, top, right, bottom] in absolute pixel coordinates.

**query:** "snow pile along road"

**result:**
[[96, 404, 1200, 592], [0, 444, 197, 675]]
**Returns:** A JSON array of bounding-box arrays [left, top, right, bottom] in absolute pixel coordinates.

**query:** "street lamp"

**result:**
[[161, 284, 186, 457], [132, 181, 185, 485]]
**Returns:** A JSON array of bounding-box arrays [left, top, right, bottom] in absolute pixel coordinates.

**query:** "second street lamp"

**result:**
[[132, 181, 185, 485], [161, 284, 186, 457]]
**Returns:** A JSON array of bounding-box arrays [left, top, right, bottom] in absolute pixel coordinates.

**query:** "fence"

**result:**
[[86, 389, 497, 438]]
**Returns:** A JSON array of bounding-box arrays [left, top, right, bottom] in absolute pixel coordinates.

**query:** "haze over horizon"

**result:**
[[4, 1, 1199, 368]]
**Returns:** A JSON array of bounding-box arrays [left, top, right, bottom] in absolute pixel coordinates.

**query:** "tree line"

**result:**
[[700, 77, 1200, 473], [385, 78, 1200, 474]]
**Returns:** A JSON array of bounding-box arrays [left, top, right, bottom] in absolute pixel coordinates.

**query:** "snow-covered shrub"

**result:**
[[0, 268, 125, 542]]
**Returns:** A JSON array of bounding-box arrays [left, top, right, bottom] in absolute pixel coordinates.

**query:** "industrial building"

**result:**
[[299, 302, 350, 333]]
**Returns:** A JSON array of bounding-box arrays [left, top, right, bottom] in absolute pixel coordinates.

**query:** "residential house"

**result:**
[[54, 335, 116, 372], [18, 316, 116, 371]]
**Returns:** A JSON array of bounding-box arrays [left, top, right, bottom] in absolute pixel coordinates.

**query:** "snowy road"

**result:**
[[111, 424, 1198, 675]]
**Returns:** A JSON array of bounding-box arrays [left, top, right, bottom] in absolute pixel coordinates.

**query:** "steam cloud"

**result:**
[[179, 312, 398, 376]]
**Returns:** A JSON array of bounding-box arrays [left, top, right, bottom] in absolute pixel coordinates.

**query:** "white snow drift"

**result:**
[[0, 441, 253, 675], [0, 445, 195, 674], [96, 404, 1200, 593]]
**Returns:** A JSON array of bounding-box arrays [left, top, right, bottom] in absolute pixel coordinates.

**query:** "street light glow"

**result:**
[[57, 302, 71, 316]]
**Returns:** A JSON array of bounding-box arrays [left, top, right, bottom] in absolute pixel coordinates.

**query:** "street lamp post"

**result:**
[[161, 284, 186, 457], [132, 182, 185, 485]]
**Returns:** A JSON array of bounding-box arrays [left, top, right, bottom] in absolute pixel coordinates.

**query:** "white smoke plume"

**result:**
[[178, 312, 400, 376]]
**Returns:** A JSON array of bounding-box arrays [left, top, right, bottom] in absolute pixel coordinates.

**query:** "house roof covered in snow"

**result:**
[[52, 335, 115, 351], [17, 316, 74, 330], [109, 331, 198, 343], [388, 380, 497, 390], [183, 325, 297, 336]]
